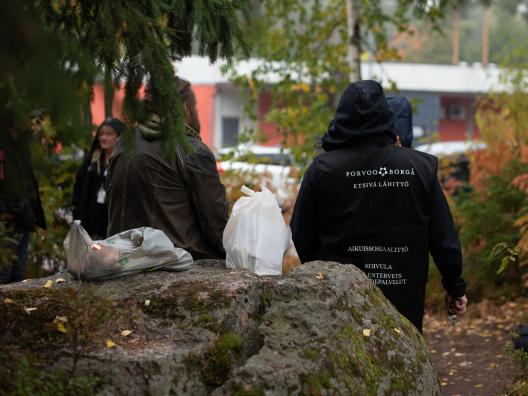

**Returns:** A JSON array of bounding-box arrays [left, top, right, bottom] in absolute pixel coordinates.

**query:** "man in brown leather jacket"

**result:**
[[106, 79, 228, 259]]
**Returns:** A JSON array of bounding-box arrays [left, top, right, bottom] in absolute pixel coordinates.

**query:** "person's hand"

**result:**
[[445, 293, 468, 315]]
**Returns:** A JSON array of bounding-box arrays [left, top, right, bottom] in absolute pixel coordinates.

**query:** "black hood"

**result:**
[[322, 80, 396, 151]]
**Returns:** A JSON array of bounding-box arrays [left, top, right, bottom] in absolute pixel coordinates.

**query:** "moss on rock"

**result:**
[[301, 348, 320, 360], [233, 387, 265, 396], [301, 370, 332, 395], [201, 332, 243, 389]]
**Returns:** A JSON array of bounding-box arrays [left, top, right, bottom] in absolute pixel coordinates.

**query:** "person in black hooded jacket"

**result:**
[[291, 80, 467, 332]]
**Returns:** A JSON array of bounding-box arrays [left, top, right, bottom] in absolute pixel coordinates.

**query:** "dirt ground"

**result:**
[[423, 298, 528, 396]]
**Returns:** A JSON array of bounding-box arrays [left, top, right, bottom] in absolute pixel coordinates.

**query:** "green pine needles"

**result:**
[[2, 0, 249, 152]]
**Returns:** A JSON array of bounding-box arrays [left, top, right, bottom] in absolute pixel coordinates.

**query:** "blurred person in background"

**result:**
[[106, 78, 228, 259], [0, 113, 46, 283], [387, 96, 413, 148], [72, 117, 125, 239]]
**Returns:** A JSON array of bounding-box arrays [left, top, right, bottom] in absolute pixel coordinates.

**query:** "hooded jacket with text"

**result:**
[[291, 80, 465, 332]]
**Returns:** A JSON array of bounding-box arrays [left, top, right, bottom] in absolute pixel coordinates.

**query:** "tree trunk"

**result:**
[[452, 7, 460, 64], [482, 2, 490, 65], [104, 62, 114, 118], [346, 0, 361, 82]]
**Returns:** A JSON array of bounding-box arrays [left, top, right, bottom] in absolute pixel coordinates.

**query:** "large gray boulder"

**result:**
[[0, 261, 440, 395]]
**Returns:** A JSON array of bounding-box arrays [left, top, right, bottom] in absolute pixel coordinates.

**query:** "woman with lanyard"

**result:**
[[72, 117, 125, 239]]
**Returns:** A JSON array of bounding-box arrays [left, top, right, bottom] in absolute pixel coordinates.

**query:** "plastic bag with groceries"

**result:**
[[63, 220, 192, 280]]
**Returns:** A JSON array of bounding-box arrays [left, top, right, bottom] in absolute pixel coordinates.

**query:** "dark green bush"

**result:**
[[455, 161, 528, 286]]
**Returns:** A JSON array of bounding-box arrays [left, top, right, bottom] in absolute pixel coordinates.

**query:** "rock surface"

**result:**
[[0, 260, 440, 395]]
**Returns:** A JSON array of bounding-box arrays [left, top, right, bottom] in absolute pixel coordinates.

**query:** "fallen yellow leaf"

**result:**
[[362, 329, 371, 337], [4, 298, 14, 304], [144, 300, 151, 307], [43, 280, 53, 288], [121, 330, 133, 337], [106, 339, 116, 348], [393, 328, 401, 334], [24, 307, 37, 314], [55, 322, 67, 333], [55, 278, 66, 284], [474, 384, 483, 388]]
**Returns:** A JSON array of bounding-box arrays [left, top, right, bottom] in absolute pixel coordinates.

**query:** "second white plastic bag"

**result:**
[[223, 186, 289, 275]]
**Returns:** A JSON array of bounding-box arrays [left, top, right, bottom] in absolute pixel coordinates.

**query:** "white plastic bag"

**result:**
[[63, 221, 193, 280], [223, 186, 289, 275]]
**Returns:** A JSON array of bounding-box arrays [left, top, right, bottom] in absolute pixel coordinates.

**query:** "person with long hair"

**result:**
[[106, 78, 228, 259], [72, 117, 125, 239]]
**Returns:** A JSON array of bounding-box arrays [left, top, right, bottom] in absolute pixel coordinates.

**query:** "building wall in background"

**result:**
[[193, 84, 216, 147], [398, 91, 440, 138], [90, 84, 125, 128], [90, 83, 217, 148], [90, 80, 483, 150], [213, 85, 252, 148], [438, 95, 478, 141]]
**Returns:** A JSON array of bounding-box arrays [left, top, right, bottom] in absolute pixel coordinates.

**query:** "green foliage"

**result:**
[[452, 51, 528, 295], [489, 3, 528, 66], [227, 0, 457, 168], [28, 139, 80, 276], [393, 1, 528, 65], [504, 343, 528, 396], [0, 1, 94, 139], [475, 59, 528, 156], [227, 0, 350, 165], [490, 242, 521, 275], [227, 1, 347, 165], [2, 0, 249, 149], [456, 162, 528, 282]]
